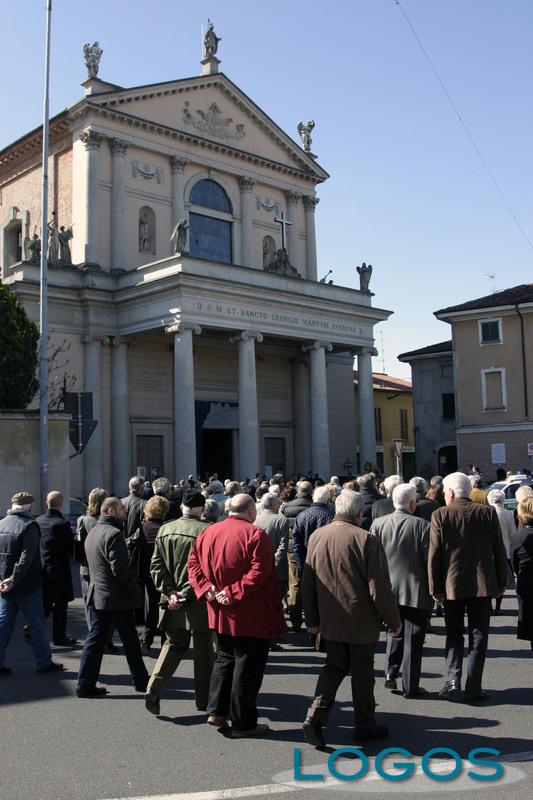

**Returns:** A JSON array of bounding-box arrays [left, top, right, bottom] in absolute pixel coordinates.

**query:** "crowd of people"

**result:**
[[0, 467, 531, 745]]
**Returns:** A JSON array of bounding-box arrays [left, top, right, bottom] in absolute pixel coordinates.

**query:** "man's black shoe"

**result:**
[[353, 724, 389, 741], [384, 675, 398, 690], [302, 717, 326, 748], [135, 682, 149, 692], [439, 680, 461, 700], [53, 636, 77, 646], [36, 662, 64, 673], [0, 666, 12, 677], [145, 688, 160, 715], [76, 686, 108, 698], [464, 690, 491, 703]]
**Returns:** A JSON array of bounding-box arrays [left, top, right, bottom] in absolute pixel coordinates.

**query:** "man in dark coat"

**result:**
[[281, 480, 313, 631], [0, 492, 63, 675], [302, 490, 401, 747], [292, 486, 334, 572], [429, 472, 508, 702], [36, 491, 76, 646], [357, 473, 381, 530], [121, 476, 146, 538], [410, 476, 440, 522], [76, 496, 148, 698], [371, 475, 401, 521]]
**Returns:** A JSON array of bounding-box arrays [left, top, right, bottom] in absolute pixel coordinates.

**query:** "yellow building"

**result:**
[[354, 372, 415, 478]]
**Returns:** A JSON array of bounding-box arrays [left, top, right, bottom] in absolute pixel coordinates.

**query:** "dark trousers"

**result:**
[[77, 607, 148, 691], [444, 597, 491, 694], [386, 605, 430, 694], [44, 598, 68, 642], [307, 639, 376, 731], [207, 633, 270, 731]]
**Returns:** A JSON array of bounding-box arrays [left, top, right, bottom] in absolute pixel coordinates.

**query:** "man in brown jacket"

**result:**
[[429, 472, 507, 702], [302, 490, 401, 748]]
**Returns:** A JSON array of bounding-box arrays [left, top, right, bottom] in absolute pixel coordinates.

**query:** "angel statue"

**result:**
[[170, 218, 188, 254], [47, 216, 60, 262], [203, 20, 221, 58], [83, 42, 103, 79], [59, 225, 74, 264], [297, 120, 315, 152], [356, 262, 373, 293]]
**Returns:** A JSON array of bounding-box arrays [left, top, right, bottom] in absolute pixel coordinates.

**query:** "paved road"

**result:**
[[0, 581, 531, 800]]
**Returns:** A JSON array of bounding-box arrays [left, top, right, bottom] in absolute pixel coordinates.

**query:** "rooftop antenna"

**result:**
[[484, 273, 496, 293], [380, 330, 386, 373], [319, 269, 333, 283]]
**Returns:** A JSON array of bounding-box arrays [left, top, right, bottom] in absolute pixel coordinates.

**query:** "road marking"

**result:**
[[103, 786, 297, 800]]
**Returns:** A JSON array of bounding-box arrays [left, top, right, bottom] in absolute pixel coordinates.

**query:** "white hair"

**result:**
[[409, 476, 428, 497], [330, 475, 340, 485], [313, 486, 331, 505], [392, 484, 417, 511], [129, 476, 144, 492], [269, 484, 281, 496], [335, 489, 363, 520], [261, 493, 279, 510], [442, 472, 472, 498], [487, 489, 505, 507], [208, 480, 224, 493], [515, 485, 533, 504], [383, 474, 402, 497]]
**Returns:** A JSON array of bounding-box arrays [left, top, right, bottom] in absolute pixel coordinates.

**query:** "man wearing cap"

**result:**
[[144, 489, 215, 716], [0, 492, 64, 676]]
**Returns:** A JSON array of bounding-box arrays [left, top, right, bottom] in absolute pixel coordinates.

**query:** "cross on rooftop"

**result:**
[[274, 211, 292, 250]]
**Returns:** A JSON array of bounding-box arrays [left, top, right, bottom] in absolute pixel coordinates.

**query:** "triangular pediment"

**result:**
[[88, 74, 328, 180]]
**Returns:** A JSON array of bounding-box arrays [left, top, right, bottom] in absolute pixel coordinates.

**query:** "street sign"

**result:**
[[63, 391, 97, 454], [393, 439, 404, 458], [528, 443, 533, 457]]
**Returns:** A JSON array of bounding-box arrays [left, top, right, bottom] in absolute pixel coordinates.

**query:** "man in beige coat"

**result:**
[[302, 490, 401, 748]]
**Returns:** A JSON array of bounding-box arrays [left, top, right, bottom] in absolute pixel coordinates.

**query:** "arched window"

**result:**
[[138, 206, 156, 255], [3, 218, 22, 267], [262, 235, 276, 270], [189, 179, 233, 264]]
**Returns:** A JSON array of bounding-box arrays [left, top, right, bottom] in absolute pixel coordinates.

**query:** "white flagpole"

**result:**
[[39, 0, 52, 509]]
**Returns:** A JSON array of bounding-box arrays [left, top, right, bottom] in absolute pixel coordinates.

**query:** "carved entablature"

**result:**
[[182, 100, 245, 141], [131, 160, 164, 184]]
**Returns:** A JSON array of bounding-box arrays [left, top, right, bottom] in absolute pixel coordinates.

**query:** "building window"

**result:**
[[138, 206, 156, 255], [264, 437, 286, 475], [189, 178, 233, 264], [263, 235, 276, 269], [3, 218, 22, 266], [481, 368, 507, 411], [442, 392, 455, 420], [479, 318, 502, 345], [400, 408, 408, 440], [374, 407, 383, 442]]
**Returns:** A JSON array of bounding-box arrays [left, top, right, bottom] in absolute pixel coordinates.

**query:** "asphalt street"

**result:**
[[0, 577, 531, 800]]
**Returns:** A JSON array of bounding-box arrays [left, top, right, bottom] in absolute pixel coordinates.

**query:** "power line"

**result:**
[[394, 0, 533, 252]]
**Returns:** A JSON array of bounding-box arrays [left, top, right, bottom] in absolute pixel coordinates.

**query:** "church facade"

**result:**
[[0, 35, 387, 497]]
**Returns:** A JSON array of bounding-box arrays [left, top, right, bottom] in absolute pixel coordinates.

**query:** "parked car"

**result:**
[[485, 477, 533, 511]]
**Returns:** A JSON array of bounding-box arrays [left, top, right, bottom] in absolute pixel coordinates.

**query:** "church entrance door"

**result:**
[[200, 429, 233, 480]]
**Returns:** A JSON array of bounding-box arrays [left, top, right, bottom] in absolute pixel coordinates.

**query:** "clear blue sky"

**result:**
[[2, 0, 533, 379]]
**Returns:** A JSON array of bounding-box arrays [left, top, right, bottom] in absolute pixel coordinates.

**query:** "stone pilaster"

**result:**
[[170, 156, 188, 254], [110, 336, 131, 494], [109, 138, 128, 269], [303, 195, 319, 281], [80, 130, 102, 265], [358, 346, 378, 470], [285, 191, 301, 271], [165, 319, 202, 478], [292, 358, 311, 474], [239, 176, 255, 267], [230, 330, 263, 479], [303, 340, 333, 479], [82, 334, 105, 494]]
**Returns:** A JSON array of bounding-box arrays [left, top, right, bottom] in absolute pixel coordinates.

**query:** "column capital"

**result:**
[[303, 195, 320, 211], [358, 346, 378, 357], [239, 175, 256, 192], [109, 137, 128, 156], [165, 318, 202, 336], [285, 190, 302, 205], [229, 330, 264, 344], [170, 155, 188, 173], [81, 334, 109, 345], [302, 340, 333, 353], [109, 335, 132, 347], [80, 130, 102, 150]]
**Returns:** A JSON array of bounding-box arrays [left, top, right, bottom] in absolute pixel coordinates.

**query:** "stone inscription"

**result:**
[[195, 302, 365, 337]]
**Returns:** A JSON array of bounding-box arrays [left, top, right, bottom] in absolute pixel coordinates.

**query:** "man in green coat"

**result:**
[[145, 490, 215, 716]]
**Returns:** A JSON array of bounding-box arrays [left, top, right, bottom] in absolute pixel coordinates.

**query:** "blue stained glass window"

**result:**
[[190, 179, 232, 213], [189, 212, 232, 264]]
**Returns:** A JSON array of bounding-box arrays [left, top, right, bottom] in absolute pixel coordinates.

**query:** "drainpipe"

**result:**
[[515, 304, 529, 419]]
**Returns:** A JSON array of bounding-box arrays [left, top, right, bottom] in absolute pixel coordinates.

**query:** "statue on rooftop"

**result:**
[[170, 218, 188, 254], [356, 262, 373, 292], [83, 42, 103, 79], [204, 20, 221, 58], [297, 120, 315, 153]]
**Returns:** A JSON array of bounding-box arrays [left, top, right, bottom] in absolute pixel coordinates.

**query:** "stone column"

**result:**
[[303, 195, 319, 281], [165, 320, 202, 479], [304, 340, 333, 479], [170, 156, 187, 253], [230, 330, 263, 479], [239, 176, 255, 267], [109, 138, 128, 269], [285, 191, 301, 269], [292, 358, 311, 474], [82, 335, 104, 494], [110, 337, 131, 494], [80, 130, 102, 265], [358, 347, 377, 470]]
